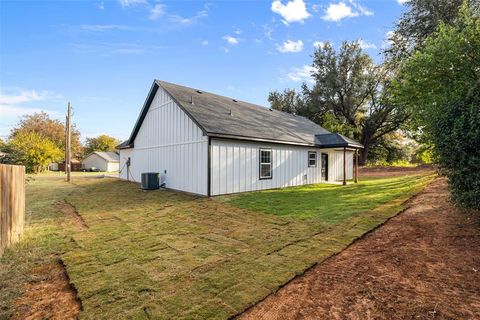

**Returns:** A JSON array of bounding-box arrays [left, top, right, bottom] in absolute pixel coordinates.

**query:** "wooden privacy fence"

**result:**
[[0, 164, 25, 257]]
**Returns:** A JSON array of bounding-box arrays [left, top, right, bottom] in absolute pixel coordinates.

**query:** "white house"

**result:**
[[118, 80, 363, 196], [82, 151, 120, 172]]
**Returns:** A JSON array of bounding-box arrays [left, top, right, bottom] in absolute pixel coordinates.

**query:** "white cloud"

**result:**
[[79, 24, 133, 32], [0, 89, 63, 120], [397, 0, 409, 4], [277, 39, 304, 53], [286, 65, 316, 83], [271, 0, 311, 24], [355, 2, 373, 16], [262, 24, 275, 40], [0, 105, 48, 117], [322, 1, 373, 22], [323, 2, 358, 21], [313, 41, 324, 48], [169, 9, 208, 25], [201, 40, 209, 46], [312, 4, 321, 12], [118, 0, 146, 7], [223, 35, 239, 45], [96, 2, 104, 10], [0, 90, 47, 106], [70, 42, 162, 55], [358, 39, 377, 49], [149, 4, 166, 20], [234, 29, 242, 35]]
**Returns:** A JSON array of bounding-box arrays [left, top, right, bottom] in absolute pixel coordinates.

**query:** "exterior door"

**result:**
[[321, 153, 328, 181]]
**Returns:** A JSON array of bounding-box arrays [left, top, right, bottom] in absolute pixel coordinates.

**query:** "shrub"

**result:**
[[434, 92, 480, 209]]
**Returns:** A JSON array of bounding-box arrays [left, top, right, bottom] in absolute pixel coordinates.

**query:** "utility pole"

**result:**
[[66, 102, 71, 182], [64, 115, 68, 175]]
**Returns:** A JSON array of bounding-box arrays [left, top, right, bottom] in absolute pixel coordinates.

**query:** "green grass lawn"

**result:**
[[0, 172, 434, 319], [220, 175, 430, 222]]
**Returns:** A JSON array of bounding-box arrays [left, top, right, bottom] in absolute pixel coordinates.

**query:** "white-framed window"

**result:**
[[308, 151, 317, 167], [259, 148, 272, 179]]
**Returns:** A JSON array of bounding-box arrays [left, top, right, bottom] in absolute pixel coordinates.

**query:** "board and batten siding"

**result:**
[[332, 150, 354, 181], [210, 138, 324, 196], [119, 86, 208, 195]]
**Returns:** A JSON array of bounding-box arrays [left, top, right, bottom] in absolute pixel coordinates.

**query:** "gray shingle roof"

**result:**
[[157, 80, 330, 145], [315, 133, 364, 148], [119, 80, 362, 149], [92, 151, 119, 162]]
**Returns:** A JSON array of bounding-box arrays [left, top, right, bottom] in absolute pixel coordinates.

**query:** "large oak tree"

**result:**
[[269, 41, 408, 164], [385, 0, 479, 63]]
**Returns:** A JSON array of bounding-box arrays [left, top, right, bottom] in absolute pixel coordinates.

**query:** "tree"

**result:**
[[368, 132, 415, 165], [268, 89, 304, 114], [10, 112, 83, 159], [84, 135, 120, 155], [393, 5, 480, 208], [8, 131, 63, 173], [385, 0, 479, 62], [269, 41, 409, 164]]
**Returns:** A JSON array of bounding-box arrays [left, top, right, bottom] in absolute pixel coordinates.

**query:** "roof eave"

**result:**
[[318, 143, 364, 149], [208, 132, 315, 147], [117, 142, 134, 150]]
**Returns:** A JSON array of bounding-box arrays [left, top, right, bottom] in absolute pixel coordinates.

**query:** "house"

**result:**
[[82, 152, 120, 172], [118, 80, 363, 196]]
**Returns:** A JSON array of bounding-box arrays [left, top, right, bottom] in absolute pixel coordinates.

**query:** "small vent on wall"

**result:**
[[190, 95, 194, 105], [228, 109, 233, 116], [196, 90, 203, 94], [232, 99, 238, 102]]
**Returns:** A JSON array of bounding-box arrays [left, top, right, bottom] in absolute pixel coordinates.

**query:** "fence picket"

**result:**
[[0, 164, 25, 256]]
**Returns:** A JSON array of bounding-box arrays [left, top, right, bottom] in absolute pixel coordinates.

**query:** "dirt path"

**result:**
[[240, 178, 480, 320], [13, 260, 81, 320], [359, 165, 434, 178]]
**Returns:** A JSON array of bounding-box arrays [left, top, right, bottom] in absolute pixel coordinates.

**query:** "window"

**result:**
[[308, 151, 317, 167], [259, 149, 272, 179]]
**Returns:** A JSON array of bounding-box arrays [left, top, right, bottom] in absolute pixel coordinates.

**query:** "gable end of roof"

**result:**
[[125, 80, 208, 147]]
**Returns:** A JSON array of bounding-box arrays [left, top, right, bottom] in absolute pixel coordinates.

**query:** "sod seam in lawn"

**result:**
[[1, 172, 434, 319]]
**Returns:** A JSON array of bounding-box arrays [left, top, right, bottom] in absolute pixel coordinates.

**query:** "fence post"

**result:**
[[0, 164, 25, 256]]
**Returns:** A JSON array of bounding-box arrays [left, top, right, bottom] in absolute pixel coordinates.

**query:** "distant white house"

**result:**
[[82, 151, 119, 172], [118, 80, 363, 196]]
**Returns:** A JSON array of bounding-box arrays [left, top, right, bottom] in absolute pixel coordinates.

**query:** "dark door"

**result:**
[[321, 153, 328, 181]]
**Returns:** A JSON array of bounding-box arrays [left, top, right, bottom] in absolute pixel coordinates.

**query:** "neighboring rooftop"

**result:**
[[87, 151, 119, 162], [119, 80, 363, 149]]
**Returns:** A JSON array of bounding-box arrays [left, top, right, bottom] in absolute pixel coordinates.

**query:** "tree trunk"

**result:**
[[360, 144, 370, 165]]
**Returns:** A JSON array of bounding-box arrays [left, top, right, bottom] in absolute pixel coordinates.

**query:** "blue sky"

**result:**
[[0, 0, 406, 141]]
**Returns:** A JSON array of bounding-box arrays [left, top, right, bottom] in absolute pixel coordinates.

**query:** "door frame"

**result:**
[[321, 153, 329, 181]]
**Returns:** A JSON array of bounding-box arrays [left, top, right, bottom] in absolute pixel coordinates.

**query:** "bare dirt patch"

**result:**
[[13, 260, 82, 320], [240, 178, 480, 320], [56, 201, 88, 229], [359, 165, 434, 178]]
